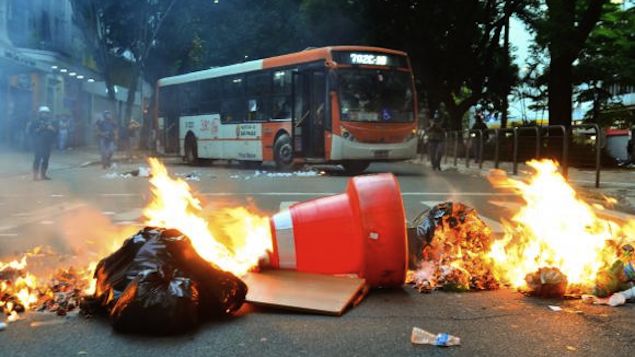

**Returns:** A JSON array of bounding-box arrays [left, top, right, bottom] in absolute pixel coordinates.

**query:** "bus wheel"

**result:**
[[184, 135, 198, 165], [274, 134, 294, 171], [341, 161, 370, 175]]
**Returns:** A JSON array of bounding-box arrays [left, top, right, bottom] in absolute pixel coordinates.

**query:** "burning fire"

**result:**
[[488, 159, 631, 293], [143, 158, 272, 276], [2, 158, 272, 322]]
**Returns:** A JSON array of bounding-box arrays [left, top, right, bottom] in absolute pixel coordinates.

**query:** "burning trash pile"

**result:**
[[80, 158, 272, 333], [81, 227, 247, 334], [2, 158, 273, 333], [407, 159, 635, 304], [1, 248, 94, 322], [407, 202, 499, 292], [487, 160, 635, 299]]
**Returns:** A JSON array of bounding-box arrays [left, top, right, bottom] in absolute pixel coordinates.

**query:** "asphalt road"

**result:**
[[0, 153, 633, 356]]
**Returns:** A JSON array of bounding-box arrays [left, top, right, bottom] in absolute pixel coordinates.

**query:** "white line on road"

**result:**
[[279, 201, 295, 211], [0, 233, 18, 237]]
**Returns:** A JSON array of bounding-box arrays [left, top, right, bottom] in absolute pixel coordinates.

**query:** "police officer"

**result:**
[[31, 106, 57, 180]]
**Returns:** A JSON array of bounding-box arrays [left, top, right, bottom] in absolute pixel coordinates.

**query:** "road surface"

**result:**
[[0, 152, 632, 356]]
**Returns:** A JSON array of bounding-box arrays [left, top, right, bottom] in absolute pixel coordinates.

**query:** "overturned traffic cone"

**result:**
[[267, 173, 407, 287]]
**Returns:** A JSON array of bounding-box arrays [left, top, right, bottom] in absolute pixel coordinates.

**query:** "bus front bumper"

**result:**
[[330, 136, 418, 161]]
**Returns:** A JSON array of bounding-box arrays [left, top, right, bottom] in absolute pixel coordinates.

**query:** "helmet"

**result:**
[[38, 106, 51, 113]]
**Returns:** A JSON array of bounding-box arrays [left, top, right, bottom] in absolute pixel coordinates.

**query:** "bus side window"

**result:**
[[272, 70, 291, 120], [221, 76, 244, 123], [201, 78, 220, 114], [179, 82, 200, 115], [246, 72, 271, 121]]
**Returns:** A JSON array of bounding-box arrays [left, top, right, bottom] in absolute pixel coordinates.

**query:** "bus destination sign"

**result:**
[[333, 51, 407, 68], [349, 53, 388, 66]]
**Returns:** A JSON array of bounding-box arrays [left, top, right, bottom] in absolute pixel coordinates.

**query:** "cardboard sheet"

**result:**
[[243, 270, 367, 316]]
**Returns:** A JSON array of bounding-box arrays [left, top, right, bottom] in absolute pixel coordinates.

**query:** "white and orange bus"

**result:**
[[156, 46, 418, 174]]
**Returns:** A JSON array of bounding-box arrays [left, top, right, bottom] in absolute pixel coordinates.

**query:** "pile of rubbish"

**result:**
[[80, 227, 247, 335], [1, 251, 92, 322], [407, 202, 499, 292]]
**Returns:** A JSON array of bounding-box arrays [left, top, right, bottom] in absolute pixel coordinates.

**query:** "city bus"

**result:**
[[156, 46, 418, 174]]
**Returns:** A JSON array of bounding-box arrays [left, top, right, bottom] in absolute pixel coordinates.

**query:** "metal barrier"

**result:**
[[571, 123, 601, 188], [438, 124, 601, 188]]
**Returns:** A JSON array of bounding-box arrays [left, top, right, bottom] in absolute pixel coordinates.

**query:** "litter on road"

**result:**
[[411, 327, 461, 347]]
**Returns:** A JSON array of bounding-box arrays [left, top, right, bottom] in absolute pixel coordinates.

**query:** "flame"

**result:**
[[488, 159, 629, 292], [143, 158, 272, 276]]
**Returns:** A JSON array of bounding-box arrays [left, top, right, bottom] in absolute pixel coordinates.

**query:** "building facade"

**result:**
[[0, 0, 148, 148]]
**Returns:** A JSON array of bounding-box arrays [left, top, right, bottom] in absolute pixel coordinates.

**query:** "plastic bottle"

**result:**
[[411, 327, 461, 346], [608, 286, 635, 307]]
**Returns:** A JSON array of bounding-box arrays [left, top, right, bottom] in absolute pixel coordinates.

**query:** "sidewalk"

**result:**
[[0, 147, 150, 178], [413, 156, 635, 214]]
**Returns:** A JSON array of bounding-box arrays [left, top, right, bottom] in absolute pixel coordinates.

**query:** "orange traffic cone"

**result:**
[[267, 173, 407, 287]]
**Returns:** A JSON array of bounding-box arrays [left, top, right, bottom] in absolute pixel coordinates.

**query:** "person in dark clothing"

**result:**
[[427, 112, 445, 171], [96, 111, 118, 169], [471, 111, 489, 159], [31, 106, 57, 180]]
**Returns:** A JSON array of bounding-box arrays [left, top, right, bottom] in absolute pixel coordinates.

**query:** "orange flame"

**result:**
[[143, 158, 272, 276], [488, 160, 629, 292]]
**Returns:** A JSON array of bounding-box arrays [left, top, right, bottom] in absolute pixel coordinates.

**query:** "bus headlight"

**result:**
[[341, 128, 356, 142]]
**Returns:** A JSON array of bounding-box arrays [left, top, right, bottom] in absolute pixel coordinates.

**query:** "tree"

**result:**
[[525, 0, 609, 127], [366, 0, 523, 130], [575, 3, 635, 125], [69, 0, 118, 111]]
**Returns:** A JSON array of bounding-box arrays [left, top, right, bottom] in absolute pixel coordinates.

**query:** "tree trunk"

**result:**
[[501, 12, 510, 128], [124, 71, 140, 126], [548, 55, 573, 127]]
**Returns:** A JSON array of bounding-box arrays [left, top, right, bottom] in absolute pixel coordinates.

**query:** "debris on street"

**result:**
[[102, 166, 151, 179], [1, 249, 93, 321], [229, 169, 324, 180], [411, 327, 461, 347], [82, 227, 247, 334], [525, 267, 568, 298], [407, 202, 499, 293], [548, 305, 562, 312], [0, 321, 6, 331]]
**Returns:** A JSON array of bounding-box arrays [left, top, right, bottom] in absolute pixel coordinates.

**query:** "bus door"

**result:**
[[292, 70, 326, 158]]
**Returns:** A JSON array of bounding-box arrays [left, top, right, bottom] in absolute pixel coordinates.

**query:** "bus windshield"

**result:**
[[338, 69, 414, 123]]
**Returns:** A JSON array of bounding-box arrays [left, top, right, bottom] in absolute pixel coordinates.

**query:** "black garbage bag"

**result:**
[[87, 227, 247, 334], [110, 269, 199, 335]]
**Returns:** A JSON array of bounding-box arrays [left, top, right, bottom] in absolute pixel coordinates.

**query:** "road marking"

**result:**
[[489, 200, 522, 210], [0, 233, 18, 237], [279, 201, 295, 211], [39, 220, 54, 225], [102, 211, 116, 216], [112, 209, 143, 222], [50, 194, 65, 198], [489, 199, 635, 223], [420, 201, 443, 208], [99, 193, 141, 197]]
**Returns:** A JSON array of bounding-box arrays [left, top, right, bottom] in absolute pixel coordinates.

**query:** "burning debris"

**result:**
[[407, 202, 499, 292], [82, 227, 247, 334], [1, 249, 94, 322], [488, 160, 635, 297], [3, 158, 272, 331]]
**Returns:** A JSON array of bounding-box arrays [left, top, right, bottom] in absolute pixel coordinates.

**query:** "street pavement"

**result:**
[[0, 149, 633, 356]]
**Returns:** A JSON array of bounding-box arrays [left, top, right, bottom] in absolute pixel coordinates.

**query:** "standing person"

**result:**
[[58, 114, 70, 150], [427, 112, 445, 171], [471, 111, 489, 160], [96, 111, 118, 169], [31, 106, 57, 180]]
